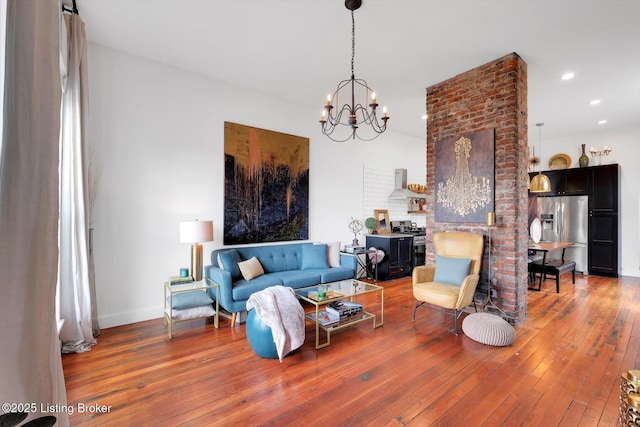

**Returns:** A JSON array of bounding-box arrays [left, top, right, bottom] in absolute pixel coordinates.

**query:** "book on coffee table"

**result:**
[[306, 310, 340, 327], [326, 301, 363, 317]]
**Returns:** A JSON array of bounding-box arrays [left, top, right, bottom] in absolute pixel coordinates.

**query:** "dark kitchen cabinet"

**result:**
[[366, 235, 413, 281], [588, 164, 620, 277], [529, 164, 620, 277], [531, 168, 589, 195]]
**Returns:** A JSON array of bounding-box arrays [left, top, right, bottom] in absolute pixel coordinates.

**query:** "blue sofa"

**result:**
[[204, 242, 356, 327]]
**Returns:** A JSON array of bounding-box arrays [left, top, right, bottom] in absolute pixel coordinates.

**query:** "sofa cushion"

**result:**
[[301, 244, 329, 270], [237, 244, 304, 273], [413, 281, 462, 309], [319, 267, 355, 283], [326, 241, 341, 267], [433, 255, 472, 286], [232, 275, 284, 301], [272, 270, 322, 288], [238, 256, 265, 281], [168, 290, 214, 310], [217, 249, 242, 281]]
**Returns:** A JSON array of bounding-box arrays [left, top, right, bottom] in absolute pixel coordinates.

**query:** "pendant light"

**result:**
[[530, 123, 551, 193]]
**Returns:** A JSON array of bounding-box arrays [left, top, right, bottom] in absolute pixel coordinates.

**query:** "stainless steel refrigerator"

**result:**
[[537, 195, 589, 274]]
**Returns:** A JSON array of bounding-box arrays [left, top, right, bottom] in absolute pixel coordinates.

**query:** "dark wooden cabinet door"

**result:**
[[536, 168, 588, 195], [388, 237, 412, 278], [589, 213, 618, 276], [366, 235, 413, 280], [563, 168, 589, 194], [590, 164, 618, 211], [588, 164, 620, 277], [545, 170, 563, 195]]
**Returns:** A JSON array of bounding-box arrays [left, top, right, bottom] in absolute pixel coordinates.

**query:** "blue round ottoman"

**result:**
[[246, 309, 278, 359]]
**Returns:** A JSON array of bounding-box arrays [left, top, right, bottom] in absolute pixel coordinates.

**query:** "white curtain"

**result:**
[[58, 9, 97, 353], [0, 0, 68, 425]]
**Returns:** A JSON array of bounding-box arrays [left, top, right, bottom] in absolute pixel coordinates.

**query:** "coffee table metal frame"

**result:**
[[295, 279, 384, 349]]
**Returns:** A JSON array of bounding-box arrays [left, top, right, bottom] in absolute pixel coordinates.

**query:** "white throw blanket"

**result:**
[[246, 286, 305, 362]]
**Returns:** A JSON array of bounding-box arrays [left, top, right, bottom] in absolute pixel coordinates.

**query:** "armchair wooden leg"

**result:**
[[231, 312, 237, 328]]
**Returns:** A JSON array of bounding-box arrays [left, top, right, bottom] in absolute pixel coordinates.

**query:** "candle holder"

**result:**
[[589, 146, 612, 165]]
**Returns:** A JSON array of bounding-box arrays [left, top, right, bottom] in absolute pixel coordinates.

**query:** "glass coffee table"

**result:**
[[295, 279, 384, 349]]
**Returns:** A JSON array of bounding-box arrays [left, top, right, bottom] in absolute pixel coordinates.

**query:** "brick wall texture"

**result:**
[[425, 52, 529, 324]]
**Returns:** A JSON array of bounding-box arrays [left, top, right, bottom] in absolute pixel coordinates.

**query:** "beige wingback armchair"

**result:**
[[412, 231, 484, 334]]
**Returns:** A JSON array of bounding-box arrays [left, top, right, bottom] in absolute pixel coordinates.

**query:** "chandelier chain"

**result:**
[[351, 10, 355, 78]]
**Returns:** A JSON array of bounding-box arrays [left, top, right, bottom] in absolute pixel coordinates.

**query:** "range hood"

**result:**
[[388, 169, 424, 199]]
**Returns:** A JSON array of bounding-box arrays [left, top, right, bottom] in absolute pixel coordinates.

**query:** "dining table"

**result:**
[[527, 241, 574, 290]]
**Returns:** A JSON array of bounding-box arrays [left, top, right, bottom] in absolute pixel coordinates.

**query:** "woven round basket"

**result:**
[[462, 312, 516, 346]]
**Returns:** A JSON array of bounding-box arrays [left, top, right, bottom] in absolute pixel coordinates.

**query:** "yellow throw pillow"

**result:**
[[238, 256, 264, 281]]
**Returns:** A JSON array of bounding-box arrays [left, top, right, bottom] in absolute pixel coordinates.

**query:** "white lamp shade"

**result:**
[[179, 220, 213, 243]]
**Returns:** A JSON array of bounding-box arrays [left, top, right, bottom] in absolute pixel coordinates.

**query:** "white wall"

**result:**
[[537, 124, 640, 277], [88, 44, 426, 328]]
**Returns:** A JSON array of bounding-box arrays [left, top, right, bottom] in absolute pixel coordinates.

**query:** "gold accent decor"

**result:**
[[620, 369, 640, 425], [486, 212, 495, 226], [191, 244, 203, 281], [549, 153, 571, 169], [530, 173, 551, 193]]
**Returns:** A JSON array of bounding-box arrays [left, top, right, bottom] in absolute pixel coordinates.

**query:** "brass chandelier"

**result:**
[[319, 0, 389, 142]]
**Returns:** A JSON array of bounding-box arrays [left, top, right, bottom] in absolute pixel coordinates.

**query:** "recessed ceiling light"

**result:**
[[598, 120, 607, 125], [590, 99, 601, 105], [561, 72, 575, 80], [421, 114, 427, 120]]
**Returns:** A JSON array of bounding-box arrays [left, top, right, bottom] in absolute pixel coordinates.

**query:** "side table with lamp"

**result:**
[[164, 219, 218, 338]]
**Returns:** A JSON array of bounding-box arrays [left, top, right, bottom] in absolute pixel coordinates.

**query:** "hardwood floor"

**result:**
[[63, 274, 640, 426]]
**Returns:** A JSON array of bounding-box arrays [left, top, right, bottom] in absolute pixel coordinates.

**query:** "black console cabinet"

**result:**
[[529, 164, 620, 277], [366, 235, 413, 281]]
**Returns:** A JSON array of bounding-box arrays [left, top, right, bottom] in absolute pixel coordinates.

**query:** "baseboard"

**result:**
[[621, 269, 640, 278], [98, 306, 162, 329]]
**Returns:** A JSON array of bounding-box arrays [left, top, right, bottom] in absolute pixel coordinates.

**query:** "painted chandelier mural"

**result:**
[[435, 129, 495, 223]]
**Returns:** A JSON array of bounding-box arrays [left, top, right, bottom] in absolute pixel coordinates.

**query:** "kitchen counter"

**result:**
[[367, 233, 412, 238]]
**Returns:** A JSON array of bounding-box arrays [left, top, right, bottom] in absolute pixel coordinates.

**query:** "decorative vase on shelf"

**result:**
[[579, 144, 589, 168]]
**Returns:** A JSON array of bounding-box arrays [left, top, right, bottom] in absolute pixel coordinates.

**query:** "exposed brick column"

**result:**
[[425, 52, 529, 324]]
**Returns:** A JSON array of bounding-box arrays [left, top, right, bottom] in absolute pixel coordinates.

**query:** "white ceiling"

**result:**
[[73, 0, 640, 142]]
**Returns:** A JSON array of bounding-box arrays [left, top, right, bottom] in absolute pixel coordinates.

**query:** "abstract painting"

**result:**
[[223, 122, 309, 244], [435, 128, 495, 223]]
